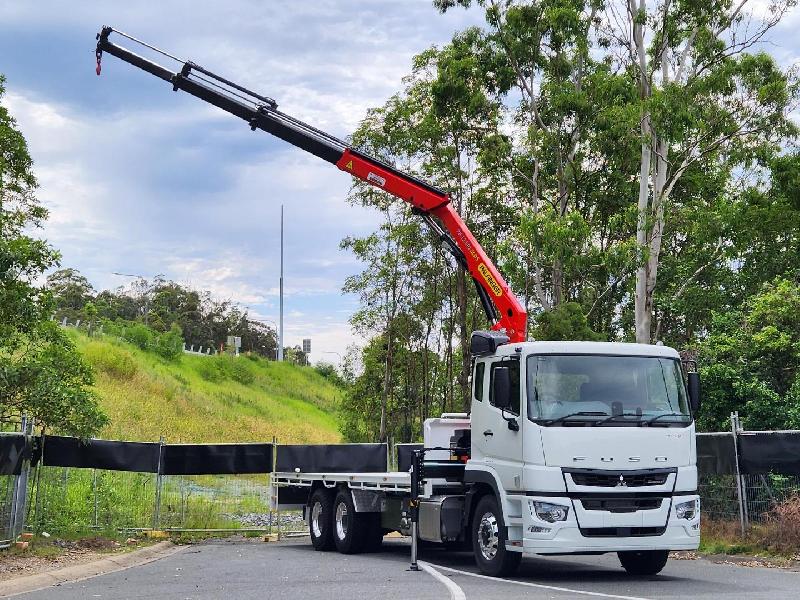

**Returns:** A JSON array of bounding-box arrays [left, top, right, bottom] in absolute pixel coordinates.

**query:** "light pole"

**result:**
[[278, 204, 284, 362]]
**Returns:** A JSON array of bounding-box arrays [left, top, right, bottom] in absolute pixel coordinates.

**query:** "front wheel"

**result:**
[[472, 495, 521, 577], [617, 550, 669, 575]]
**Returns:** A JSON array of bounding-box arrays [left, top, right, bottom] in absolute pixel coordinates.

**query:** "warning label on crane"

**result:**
[[478, 263, 503, 297]]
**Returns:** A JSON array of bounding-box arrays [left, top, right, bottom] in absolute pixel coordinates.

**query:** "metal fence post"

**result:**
[[152, 436, 165, 530], [273, 436, 281, 540], [93, 469, 99, 530], [10, 417, 33, 538], [731, 412, 748, 535]]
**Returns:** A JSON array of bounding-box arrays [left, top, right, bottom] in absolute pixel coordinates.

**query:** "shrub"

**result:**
[[193, 355, 255, 385], [195, 359, 223, 383], [124, 323, 155, 351], [82, 343, 137, 380], [761, 493, 800, 551], [220, 355, 256, 385], [154, 324, 183, 361]]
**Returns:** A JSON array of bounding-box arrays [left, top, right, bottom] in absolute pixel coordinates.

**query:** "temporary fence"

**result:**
[[696, 412, 800, 533], [0, 416, 797, 545], [22, 436, 388, 539]]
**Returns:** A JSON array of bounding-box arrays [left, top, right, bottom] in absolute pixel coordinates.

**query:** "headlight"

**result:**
[[533, 501, 569, 523], [675, 498, 699, 520]]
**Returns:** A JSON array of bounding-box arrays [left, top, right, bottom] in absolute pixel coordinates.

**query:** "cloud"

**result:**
[[0, 1, 487, 359]]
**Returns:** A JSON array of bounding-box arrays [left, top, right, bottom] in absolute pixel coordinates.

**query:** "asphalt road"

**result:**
[[12, 537, 800, 600]]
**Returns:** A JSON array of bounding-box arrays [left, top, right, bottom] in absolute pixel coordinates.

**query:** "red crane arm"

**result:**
[[95, 27, 527, 342], [336, 149, 526, 342]]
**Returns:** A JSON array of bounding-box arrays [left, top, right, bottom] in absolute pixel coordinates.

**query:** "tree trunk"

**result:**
[[456, 265, 470, 411], [634, 132, 653, 344], [380, 320, 393, 442]]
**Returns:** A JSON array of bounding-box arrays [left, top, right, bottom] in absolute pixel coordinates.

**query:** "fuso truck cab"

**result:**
[[457, 331, 701, 576]]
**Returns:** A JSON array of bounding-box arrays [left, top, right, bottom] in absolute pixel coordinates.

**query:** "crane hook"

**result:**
[[96, 49, 102, 76]]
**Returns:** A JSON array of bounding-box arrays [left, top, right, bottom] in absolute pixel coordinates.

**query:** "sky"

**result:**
[[0, 1, 484, 365], [1, 1, 798, 365]]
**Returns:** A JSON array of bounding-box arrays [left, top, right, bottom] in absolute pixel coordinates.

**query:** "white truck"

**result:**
[[274, 332, 702, 577], [96, 29, 701, 577]]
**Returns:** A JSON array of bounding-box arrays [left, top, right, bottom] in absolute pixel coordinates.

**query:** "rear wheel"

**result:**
[[308, 488, 334, 551], [333, 489, 366, 554], [471, 495, 521, 577], [617, 550, 669, 575]]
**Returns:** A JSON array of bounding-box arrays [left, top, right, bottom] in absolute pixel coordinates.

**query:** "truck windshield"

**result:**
[[526, 354, 691, 426]]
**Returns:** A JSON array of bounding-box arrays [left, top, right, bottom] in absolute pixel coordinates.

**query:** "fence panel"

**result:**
[[157, 474, 273, 530], [29, 467, 157, 534], [0, 475, 16, 547]]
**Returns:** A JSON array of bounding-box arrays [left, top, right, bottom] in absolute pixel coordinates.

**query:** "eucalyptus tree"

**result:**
[[345, 34, 509, 413], [604, 0, 798, 342]]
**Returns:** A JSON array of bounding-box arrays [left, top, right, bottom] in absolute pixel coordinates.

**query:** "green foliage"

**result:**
[[124, 322, 155, 351], [101, 319, 184, 362], [153, 323, 183, 360], [0, 74, 105, 436], [46, 268, 94, 312], [51, 273, 278, 360], [313, 362, 345, 388], [194, 354, 256, 385], [699, 279, 800, 431], [82, 341, 138, 380], [532, 302, 605, 341], [67, 329, 341, 444]]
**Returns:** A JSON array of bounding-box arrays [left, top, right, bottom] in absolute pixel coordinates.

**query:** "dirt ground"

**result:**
[[0, 537, 141, 582]]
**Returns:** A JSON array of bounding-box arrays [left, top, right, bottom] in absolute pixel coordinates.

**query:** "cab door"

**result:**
[[470, 358, 523, 491]]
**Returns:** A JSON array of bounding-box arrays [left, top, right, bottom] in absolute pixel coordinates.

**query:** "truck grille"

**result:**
[[570, 472, 669, 487], [580, 497, 663, 513], [581, 526, 666, 538]]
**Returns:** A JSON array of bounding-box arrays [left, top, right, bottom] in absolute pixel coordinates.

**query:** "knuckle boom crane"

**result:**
[[95, 29, 702, 578], [95, 26, 527, 342]]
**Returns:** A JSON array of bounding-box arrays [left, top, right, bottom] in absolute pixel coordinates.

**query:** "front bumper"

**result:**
[[520, 494, 700, 554]]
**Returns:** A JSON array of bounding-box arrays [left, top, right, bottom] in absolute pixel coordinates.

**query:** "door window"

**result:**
[[474, 362, 485, 402], [489, 360, 520, 415]]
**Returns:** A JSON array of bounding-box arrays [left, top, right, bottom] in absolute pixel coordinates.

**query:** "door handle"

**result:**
[[483, 429, 494, 437]]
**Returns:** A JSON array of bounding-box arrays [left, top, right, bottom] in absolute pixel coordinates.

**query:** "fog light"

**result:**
[[533, 501, 569, 523], [675, 498, 699, 520]]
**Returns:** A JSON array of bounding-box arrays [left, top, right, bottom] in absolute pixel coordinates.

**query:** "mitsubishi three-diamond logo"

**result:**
[[616, 475, 627, 487]]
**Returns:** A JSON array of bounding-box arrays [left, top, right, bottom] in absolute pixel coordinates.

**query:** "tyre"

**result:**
[[617, 550, 669, 575], [333, 489, 366, 554], [471, 495, 521, 577], [308, 488, 335, 551], [363, 513, 384, 552]]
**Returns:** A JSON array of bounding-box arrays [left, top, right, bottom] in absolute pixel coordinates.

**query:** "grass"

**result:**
[[68, 329, 342, 444], [29, 330, 343, 538], [699, 519, 800, 559]]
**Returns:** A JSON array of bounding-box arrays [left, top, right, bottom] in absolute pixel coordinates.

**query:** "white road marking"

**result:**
[[429, 563, 653, 600], [418, 561, 467, 600]]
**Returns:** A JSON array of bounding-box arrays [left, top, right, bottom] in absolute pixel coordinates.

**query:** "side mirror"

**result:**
[[492, 366, 512, 410], [688, 372, 701, 414]]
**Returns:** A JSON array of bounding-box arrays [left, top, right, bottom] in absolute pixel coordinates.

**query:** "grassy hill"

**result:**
[[66, 330, 342, 444]]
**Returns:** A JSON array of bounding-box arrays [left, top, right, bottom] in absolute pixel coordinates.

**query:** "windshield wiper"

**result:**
[[540, 411, 608, 425], [646, 413, 691, 425], [597, 413, 644, 426]]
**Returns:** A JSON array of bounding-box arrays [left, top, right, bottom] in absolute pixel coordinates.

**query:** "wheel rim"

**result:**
[[335, 501, 348, 540], [311, 501, 324, 538], [477, 511, 499, 560]]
